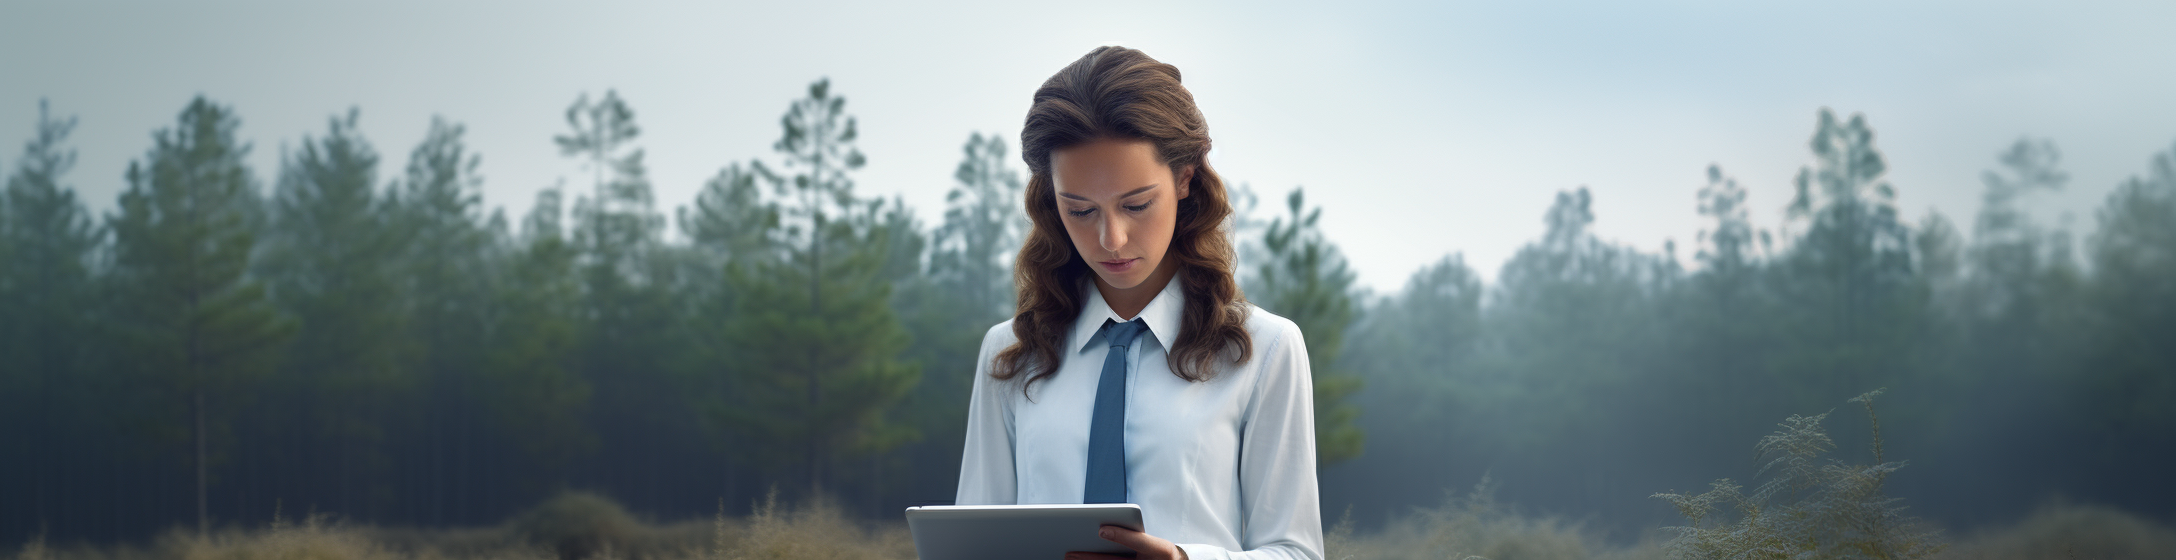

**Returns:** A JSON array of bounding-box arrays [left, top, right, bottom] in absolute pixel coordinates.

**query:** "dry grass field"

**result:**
[[9, 491, 2171, 560]]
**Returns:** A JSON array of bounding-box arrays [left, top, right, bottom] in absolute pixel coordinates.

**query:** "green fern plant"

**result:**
[[1652, 389, 1945, 560]]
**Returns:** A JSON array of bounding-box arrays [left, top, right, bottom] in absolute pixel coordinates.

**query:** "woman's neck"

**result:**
[[1093, 256, 1181, 321]]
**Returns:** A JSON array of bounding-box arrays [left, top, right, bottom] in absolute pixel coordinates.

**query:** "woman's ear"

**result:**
[[1176, 166, 1194, 200]]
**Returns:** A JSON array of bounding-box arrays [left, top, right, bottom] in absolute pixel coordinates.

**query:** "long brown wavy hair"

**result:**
[[992, 46, 1252, 395]]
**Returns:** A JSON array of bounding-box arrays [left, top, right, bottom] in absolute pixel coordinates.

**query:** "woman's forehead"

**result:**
[[1051, 138, 1169, 200]]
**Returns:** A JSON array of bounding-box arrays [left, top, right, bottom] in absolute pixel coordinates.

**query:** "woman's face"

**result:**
[[1050, 137, 1194, 291]]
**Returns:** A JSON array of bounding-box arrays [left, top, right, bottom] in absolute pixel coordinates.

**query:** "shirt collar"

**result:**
[[1070, 270, 1186, 354]]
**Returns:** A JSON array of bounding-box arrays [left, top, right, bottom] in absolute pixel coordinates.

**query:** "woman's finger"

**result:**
[[1100, 525, 1150, 549], [1101, 524, 1184, 559]]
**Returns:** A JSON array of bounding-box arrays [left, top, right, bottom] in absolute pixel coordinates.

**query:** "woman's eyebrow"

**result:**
[[1058, 184, 1159, 202]]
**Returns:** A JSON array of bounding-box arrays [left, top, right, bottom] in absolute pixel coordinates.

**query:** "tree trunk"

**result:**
[[808, 211, 825, 499], [195, 387, 208, 538]]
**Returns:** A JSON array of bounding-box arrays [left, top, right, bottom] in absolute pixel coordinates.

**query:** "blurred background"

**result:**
[[2, 1, 2173, 558]]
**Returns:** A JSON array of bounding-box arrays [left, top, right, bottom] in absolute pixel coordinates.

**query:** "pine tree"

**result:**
[[556, 89, 664, 282], [2083, 140, 2176, 432], [723, 78, 917, 496], [872, 195, 926, 286], [1972, 138, 2071, 281], [929, 132, 1026, 319], [1915, 210, 1965, 316], [397, 118, 492, 340], [1345, 255, 1483, 424], [1490, 187, 1672, 447], [1959, 138, 2078, 382], [105, 96, 296, 536], [1338, 255, 1484, 494], [676, 161, 780, 356], [679, 161, 778, 269], [482, 186, 593, 482], [554, 91, 668, 348], [888, 132, 1028, 502], [259, 108, 418, 515], [553, 90, 693, 507], [1679, 164, 1781, 435], [392, 116, 499, 524], [1695, 164, 1766, 280], [1773, 108, 1924, 407], [1250, 187, 1365, 465], [1, 99, 104, 529], [675, 161, 774, 455]]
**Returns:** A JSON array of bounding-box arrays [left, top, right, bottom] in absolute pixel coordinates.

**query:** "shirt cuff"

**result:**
[[1176, 542, 1227, 560]]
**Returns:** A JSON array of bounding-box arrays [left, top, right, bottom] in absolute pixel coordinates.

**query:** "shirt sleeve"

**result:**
[[955, 323, 1018, 505], [1176, 319, 1325, 560]]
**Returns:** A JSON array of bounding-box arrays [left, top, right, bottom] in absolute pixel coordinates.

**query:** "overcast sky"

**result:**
[[6, 0, 2173, 292]]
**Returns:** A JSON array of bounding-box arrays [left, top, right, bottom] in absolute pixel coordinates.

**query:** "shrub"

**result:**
[[10, 533, 49, 560], [161, 513, 411, 560], [714, 490, 909, 560], [1652, 389, 1944, 560], [1936, 503, 2176, 560], [506, 491, 649, 560], [1331, 475, 1648, 560]]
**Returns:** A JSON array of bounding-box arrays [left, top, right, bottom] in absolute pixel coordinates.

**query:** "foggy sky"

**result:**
[[4, 0, 2173, 292]]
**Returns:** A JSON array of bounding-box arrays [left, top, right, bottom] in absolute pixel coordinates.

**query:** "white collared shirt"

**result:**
[[955, 274, 1324, 560]]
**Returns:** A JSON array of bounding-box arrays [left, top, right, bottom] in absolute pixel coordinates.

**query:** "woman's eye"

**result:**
[[1067, 207, 1094, 217], [1123, 203, 1150, 212]]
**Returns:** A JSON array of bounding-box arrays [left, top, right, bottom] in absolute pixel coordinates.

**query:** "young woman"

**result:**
[[955, 46, 1324, 560]]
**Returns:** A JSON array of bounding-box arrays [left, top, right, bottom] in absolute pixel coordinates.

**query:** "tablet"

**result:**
[[905, 503, 1144, 560]]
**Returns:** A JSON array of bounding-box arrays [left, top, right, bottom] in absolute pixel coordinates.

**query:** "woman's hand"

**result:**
[[1066, 525, 1188, 560]]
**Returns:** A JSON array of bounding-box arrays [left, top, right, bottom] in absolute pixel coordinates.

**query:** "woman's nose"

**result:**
[[1099, 212, 1126, 253]]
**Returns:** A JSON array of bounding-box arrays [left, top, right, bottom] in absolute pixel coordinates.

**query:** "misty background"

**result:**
[[3, 0, 2174, 552]]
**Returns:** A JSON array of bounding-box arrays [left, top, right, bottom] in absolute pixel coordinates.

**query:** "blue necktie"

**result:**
[[1086, 318, 1148, 504]]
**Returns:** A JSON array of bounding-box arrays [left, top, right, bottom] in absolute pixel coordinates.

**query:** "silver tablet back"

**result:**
[[905, 504, 1144, 560]]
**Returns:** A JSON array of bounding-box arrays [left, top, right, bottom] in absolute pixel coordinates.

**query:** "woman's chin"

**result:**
[[1093, 271, 1142, 290]]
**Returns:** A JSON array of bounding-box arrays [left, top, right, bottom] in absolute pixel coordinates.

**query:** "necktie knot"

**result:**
[[1101, 319, 1148, 350]]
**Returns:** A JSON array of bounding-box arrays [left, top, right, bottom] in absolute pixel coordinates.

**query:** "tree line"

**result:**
[[1, 82, 2171, 545], [0, 79, 1371, 544], [1320, 111, 2176, 534]]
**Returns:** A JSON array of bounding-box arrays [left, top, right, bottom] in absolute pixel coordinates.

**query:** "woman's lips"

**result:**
[[1099, 258, 1140, 273]]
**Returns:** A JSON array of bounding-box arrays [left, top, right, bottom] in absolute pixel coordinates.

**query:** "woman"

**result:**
[[956, 46, 1324, 560]]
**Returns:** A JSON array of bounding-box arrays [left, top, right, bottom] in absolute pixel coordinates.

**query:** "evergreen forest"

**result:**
[[1, 81, 2172, 557]]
